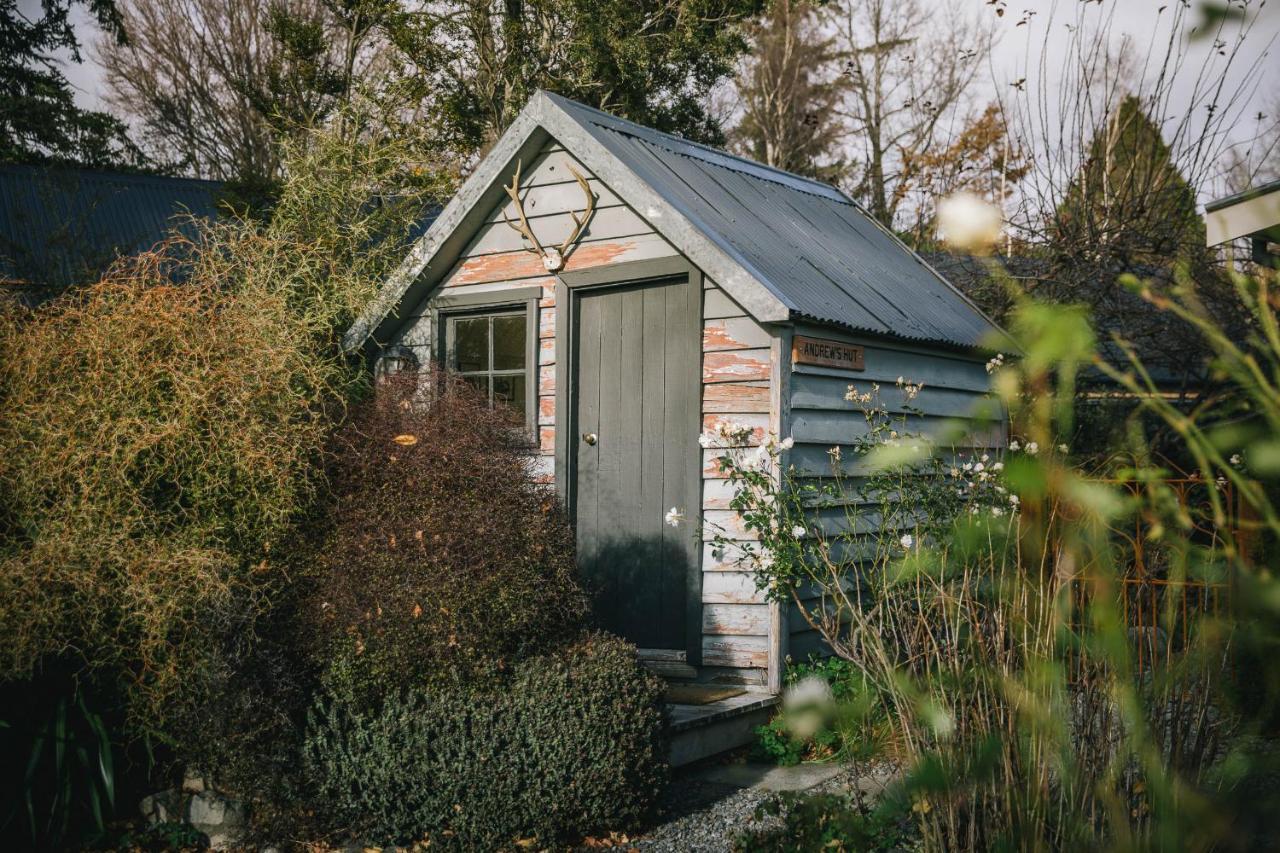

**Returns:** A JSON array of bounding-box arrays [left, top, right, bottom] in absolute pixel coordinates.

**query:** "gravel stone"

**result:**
[[587, 762, 877, 852]]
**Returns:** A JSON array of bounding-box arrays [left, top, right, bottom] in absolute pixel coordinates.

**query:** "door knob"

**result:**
[[582, 432, 597, 446]]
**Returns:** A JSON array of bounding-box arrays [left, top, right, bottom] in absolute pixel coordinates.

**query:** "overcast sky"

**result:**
[[25, 0, 1280, 194]]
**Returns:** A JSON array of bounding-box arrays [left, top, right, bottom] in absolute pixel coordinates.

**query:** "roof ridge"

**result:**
[[0, 163, 223, 188], [539, 91, 849, 204]]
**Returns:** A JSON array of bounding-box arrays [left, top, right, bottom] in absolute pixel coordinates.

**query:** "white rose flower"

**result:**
[[1025, 442, 1039, 455], [779, 436, 795, 450], [900, 533, 914, 549], [938, 192, 1003, 253], [665, 507, 685, 527], [791, 525, 806, 538], [1009, 440, 1021, 452], [783, 675, 834, 711]]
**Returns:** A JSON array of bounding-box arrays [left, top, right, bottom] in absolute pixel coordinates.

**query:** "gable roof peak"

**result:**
[[345, 92, 1006, 354]]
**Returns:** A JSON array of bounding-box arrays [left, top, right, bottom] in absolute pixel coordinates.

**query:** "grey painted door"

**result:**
[[573, 276, 700, 653]]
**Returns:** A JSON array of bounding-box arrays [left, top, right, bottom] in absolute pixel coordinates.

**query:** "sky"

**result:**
[[23, 0, 1280, 197]]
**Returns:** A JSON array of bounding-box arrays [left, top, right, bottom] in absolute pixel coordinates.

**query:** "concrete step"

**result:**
[[665, 691, 779, 767]]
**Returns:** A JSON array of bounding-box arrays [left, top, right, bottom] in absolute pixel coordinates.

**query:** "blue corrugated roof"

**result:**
[[0, 165, 222, 290], [545, 93, 1002, 350]]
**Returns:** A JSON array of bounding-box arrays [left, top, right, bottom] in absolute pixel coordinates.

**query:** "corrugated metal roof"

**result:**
[[546, 94, 1003, 350], [0, 165, 222, 291]]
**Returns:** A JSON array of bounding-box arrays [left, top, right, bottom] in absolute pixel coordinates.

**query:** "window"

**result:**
[[443, 308, 531, 425]]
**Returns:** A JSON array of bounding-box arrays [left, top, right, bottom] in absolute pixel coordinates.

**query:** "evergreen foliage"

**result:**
[[1054, 95, 1205, 266], [0, 0, 141, 167], [361, 0, 768, 154], [305, 633, 667, 848], [729, 0, 849, 181]]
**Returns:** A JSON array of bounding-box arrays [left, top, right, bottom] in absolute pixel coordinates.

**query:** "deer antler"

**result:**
[[500, 159, 597, 272], [557, 165, 597, 256], [501, 160, 546, 258]]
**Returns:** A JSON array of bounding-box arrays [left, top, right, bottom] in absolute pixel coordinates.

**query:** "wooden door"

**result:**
[[572, 276, 700, 654]]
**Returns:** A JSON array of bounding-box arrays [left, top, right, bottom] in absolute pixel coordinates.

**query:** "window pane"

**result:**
[[461, 374, 490, 400], [453, 317, 489, 373], [492, 314, 527, 371], [492, 374, 526, 420]]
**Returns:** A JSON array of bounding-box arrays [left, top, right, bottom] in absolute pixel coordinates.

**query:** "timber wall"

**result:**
[[784, 325, 1004, 659]]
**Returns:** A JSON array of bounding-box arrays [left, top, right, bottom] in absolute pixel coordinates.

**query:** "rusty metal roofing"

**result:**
[[0, 165, 221, 292], [544, 93, 1003, 350]]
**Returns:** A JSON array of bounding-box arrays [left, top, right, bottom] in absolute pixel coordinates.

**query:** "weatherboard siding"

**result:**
[[783, 325, 1004, 659], [698, 278, 774, 686]]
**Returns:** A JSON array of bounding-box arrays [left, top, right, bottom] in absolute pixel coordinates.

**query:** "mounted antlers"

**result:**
[[501, 159, 597, 272]]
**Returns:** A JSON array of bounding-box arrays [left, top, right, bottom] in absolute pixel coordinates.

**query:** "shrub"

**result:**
[[714, 271, 1278, 848], [304, 632, 667, 848], [305, 370, 588, 693], [754, 656, 889, 766], [0, 108, 449, 742], [0, 272, 343, 729]]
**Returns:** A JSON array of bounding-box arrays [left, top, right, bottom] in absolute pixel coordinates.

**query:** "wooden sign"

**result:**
[[792, 335, 865, 371]]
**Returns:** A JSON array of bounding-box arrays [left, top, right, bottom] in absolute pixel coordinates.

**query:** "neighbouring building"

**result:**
[[1204, 178, 1280, 266], [0, 165, 222, 305]]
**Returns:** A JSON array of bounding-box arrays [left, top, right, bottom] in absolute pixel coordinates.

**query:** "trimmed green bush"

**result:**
[[304, 632, 668, 848]]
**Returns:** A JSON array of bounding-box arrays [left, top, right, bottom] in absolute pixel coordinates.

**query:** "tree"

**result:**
[[102, 0, 766, 201], [1055, 95, 1204, 266], [384, 0, 768, 159], [1222, 93, 1280, 195], [727, 0, 849, 181], [97, 0, 387, 194], [823, 0, 994, 230], [0, 0, 141, 166], [899, 102, 1029, 248]]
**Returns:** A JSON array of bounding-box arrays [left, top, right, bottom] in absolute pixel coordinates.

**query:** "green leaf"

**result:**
[[80, 693, 115, 812], [864, 440, 932, 472], [1246, 439, 1280, 475]]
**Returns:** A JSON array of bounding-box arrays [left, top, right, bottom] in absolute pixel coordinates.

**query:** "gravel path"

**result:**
[[586, 761, 891, 853]]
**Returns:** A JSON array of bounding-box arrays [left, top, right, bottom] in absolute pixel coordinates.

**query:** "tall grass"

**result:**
[[715, 266, 1277, 850]]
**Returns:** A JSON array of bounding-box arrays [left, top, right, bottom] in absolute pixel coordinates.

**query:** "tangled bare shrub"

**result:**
[[0, 261, 343, 727], [0, 107, 451, 739], [307, 370, 588, 693]]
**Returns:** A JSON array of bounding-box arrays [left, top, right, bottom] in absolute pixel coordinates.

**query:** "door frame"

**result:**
[[553, 255, 704, 665]]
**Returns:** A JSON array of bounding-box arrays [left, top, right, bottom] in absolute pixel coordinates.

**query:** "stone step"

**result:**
[[665, 691, 779, 767]]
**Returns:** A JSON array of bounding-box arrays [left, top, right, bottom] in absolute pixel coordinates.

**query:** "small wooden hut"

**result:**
[[347, 91, 1006, 697]]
